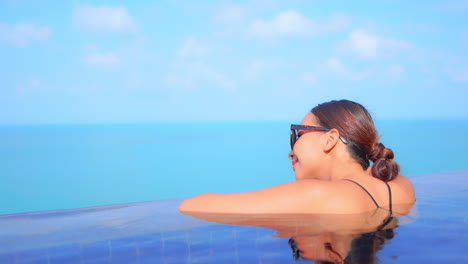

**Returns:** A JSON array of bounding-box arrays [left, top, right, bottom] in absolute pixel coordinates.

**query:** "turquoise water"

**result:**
[[1, 120, 468, 215]]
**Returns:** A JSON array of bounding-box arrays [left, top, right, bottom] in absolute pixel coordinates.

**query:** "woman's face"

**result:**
[[289, 113, 328, 180]]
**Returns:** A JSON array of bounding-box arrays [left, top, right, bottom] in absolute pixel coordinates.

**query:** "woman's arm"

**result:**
[[179, 180, 333, 214]]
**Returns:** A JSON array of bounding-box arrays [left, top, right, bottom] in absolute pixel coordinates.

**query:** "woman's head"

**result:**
[[311, 99, 399, 182], [290, 99, 399, 182]]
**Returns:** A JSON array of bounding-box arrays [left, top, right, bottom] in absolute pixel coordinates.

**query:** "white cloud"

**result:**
[[303, 57, 370, 83], [15, 78, 45, 93], [178, 37, 207, 57], [348, 30, 379, 59], [385, 37, 412, 50], [0, 23, 51, 46], [73, 4, 135, 32], [246, 10, 349, 40], [167, 38, 234, 89], [30, 79, 41, 87], [212, 0, 284, 36], [80, 39, 158, 74], [326, 57, 348, 75], [247, 10, 312, 39], [326, 57, 370, 81], [84, 51, 121, 69], [316, 13, 351, 34], [338, 29, 412, 60]]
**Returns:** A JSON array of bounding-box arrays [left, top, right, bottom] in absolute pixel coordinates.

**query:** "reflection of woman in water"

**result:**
[[180, 99, 415, 214], [184, 206, 406, 263], [286, 211, 399, 263], [288, 227, 396, 263]]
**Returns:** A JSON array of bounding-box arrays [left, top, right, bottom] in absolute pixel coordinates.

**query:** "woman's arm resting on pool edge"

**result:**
[[178, 180, 332, 214]]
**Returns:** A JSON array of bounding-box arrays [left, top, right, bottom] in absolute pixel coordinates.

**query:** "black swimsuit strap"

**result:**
[[384, 181, 393, 216], [343, 179, 380, 208], [376, 182, 394, 230]]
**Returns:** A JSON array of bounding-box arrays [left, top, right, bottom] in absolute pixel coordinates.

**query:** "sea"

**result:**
[[1, 120, 468, 215]]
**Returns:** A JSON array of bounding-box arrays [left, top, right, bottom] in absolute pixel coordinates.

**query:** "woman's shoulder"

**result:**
[[387, 174, 416, 214], [390, 174, 415, 199], [288, 180, 371, 213]]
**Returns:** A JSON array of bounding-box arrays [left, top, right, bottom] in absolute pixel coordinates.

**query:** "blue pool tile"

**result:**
[[16, 248, 49, 264], [136, 240, 163, 257], [187, 229, 211, 244], [209, 255, 239, 264], [189, 242, 211, 258], [133, 233, 162, 244], [110, 237, 138, 258], [0, 253, 16, 263], [190, 255, 213, 263], [137, 255, 163, 264], [108, 255, 138, 264], [233, 226, 259, 238], [111, 237, 136, 247], [256, 235, 286, 250], [134, 233, 163, 245], [259, 253, 294, 264], [162, 240, 189, 257], [162, 254, 189, 264], [82, 240, 110, 260], [48, 243, 82, 263], [83, 257, 110, 264], [212, 228, 239, 240], [161, 230, 187, 241], [235, 242, 257, 255]]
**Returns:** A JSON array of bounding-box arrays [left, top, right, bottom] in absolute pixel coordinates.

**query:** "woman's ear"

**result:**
[[322, 128, 340, 152]]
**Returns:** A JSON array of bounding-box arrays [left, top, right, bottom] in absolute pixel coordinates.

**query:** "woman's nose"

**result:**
[[288, 151, 294, 160]]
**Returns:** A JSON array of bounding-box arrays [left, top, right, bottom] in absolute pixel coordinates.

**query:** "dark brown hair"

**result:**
[[311, 99, 399, 182]]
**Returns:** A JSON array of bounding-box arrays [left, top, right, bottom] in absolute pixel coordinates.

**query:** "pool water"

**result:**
[[0, 169, 466, 263]]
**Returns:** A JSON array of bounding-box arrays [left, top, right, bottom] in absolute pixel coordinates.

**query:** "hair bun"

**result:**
[[369, 143, 394, 162], [369, 142, 399, 182]]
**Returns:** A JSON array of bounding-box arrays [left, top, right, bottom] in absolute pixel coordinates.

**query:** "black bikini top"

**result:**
[[342, 178, 393, 216], [343, 178, 395, 232]]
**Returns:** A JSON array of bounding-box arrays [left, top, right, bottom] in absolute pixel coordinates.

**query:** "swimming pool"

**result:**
[[1, 169, 466, 263]]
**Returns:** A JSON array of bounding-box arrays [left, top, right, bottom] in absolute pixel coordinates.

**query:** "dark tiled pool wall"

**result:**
[[1, 223, 301, 263]]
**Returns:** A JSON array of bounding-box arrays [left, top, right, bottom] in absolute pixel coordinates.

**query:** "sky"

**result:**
[[1, 0, 467, 124]]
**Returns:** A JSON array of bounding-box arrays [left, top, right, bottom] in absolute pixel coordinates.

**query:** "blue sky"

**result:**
[[1, 0, 467, 124]]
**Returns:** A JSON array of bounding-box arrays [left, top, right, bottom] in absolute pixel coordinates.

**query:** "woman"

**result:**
[[179, 100, 415, 214]]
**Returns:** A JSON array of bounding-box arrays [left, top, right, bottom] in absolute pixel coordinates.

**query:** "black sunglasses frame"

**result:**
[[290, 124, 349, 150]]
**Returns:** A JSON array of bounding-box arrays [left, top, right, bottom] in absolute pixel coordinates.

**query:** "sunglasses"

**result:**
[[290, 124, 349, 150]]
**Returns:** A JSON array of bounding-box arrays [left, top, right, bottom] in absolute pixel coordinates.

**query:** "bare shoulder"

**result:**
[[390, 174, 416, 203]]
